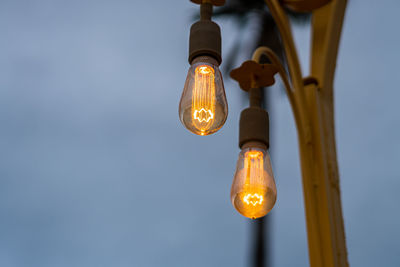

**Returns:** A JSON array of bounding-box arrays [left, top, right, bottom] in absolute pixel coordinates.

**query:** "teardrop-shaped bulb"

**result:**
[[231, 146, 277, 219], [179, 56, 228, 136]]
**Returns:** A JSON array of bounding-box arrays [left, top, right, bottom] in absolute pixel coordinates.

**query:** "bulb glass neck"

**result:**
[[242, 141, 267, 150], [191, 56, 219, 66]]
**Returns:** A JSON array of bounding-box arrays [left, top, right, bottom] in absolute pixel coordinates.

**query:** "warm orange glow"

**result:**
[[198, 66, 212, 74], [192, 65, 216, 132], [231, 148, 276, 219], [241, 150, 265, 208], [237, 150, 267, 218]]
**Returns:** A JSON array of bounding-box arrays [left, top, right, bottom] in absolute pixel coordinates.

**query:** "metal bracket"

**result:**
[[229, 60, 278, 91]]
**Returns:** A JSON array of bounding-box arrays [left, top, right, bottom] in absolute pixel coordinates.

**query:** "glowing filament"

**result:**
[[192, 65, 216, 132], [193, 108, 214, 122], [243, 193, 264, 206], [242, 151, 265, 206]]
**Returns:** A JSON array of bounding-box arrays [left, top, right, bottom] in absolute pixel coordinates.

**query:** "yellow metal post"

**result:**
[[263, 0, 349, 266]]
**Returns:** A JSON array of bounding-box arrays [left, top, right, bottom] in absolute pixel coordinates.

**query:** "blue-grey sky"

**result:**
[[0, 1, 399, 266]]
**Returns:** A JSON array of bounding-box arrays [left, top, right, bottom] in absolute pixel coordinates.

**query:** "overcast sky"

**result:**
[[0, 0, 399, 266]]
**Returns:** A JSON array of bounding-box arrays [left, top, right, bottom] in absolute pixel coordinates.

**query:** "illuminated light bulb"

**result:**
[[231, 145, 277, 219], [179, 56, 228, 136]]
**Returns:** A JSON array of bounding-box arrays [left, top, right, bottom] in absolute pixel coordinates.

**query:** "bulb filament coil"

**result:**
[[191, 65, 216, 132], [243, 193, 264, 206]]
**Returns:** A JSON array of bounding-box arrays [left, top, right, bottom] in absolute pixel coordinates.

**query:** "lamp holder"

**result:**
[[239, 106, 269, 149], [188, 1, 222, 64]]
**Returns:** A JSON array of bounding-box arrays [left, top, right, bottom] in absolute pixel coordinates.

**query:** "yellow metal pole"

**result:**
[[262, 0, 349, 266], [307, 0, 349, 266]]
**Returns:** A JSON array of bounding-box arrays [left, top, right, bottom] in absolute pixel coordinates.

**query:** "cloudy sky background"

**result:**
[[0, 0, 399, 266]]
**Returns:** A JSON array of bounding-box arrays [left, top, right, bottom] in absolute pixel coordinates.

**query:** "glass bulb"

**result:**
[[231, 146, 277, 219], [179, 57, 228, 136]]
